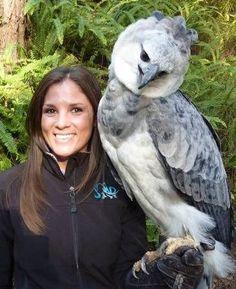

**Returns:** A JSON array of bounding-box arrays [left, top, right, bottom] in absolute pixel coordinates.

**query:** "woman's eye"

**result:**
[[44, 108, 56, 114], [72, 107, 83, 113]]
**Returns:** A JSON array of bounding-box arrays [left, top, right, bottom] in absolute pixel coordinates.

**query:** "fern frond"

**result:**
[[0, 121, 18, 155]]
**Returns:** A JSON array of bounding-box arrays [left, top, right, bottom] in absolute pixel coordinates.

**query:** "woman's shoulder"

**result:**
[[0, 163, 26, 191]]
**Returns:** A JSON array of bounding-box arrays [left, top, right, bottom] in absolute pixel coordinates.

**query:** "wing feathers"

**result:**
[[147, 90, 232, 247], [148, 91, 230, 206], [190, 199, 233, 248]]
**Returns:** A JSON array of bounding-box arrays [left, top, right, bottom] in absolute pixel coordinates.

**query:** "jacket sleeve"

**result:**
[[113, 196, 148, 287], [0, 190, 14, 289]]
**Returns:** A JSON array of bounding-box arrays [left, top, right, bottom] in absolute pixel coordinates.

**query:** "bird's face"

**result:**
[[111, 15, 197, 98], [136, 30, 190, 98]]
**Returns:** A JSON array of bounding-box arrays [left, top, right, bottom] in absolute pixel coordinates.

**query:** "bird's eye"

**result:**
[[158, 71, 168, 77], [140, 50, 150, 62]]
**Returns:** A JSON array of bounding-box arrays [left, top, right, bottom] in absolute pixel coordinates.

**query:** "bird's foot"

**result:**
[[159, 235, 197, 256], [132, 236, 199, 279], [132, 250, 160, 278], [200, 236, 216, 251]]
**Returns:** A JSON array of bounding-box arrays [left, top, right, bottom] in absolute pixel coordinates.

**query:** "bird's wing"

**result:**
[[147, 90, 232, 247]]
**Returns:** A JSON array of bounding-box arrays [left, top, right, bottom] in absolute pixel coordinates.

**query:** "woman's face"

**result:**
[[41, 79, 94, 170]]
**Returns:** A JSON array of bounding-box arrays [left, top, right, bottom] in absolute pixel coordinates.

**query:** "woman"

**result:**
[[0, 66, 203, 289]]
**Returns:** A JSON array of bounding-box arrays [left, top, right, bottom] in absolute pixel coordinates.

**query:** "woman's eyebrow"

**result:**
[[42, 102, 88, 107], [42, 103, 55, 107], [69, 102, 88, 105]]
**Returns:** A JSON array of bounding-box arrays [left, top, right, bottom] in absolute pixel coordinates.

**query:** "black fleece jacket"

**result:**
[[0, 153, 147, 289]]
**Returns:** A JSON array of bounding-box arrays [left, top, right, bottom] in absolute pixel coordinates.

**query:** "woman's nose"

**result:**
[[55, 112, 70, 129]]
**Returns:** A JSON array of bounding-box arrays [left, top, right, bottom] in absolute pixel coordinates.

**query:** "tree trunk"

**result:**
[[0, 0, 26, 60]]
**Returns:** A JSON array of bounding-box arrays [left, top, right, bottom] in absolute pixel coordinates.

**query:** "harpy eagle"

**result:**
[[97, 12, 235, 289]]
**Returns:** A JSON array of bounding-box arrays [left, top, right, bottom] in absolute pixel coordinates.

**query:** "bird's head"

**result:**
[[110, 12, 198, 98]]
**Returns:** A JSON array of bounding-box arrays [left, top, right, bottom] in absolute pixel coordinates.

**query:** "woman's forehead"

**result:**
[[43, 79, 90, 106]]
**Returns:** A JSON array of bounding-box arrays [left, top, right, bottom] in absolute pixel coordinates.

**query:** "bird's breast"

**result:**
[[109, 119, 178, 201]]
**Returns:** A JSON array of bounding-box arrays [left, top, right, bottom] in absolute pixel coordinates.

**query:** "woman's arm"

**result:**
[[113, 197, 148, 287], [0, 190, 14, 289]]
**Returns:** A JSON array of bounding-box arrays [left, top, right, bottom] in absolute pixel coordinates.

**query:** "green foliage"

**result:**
[[24, 0, 124, 72], [146, 218, 159, 250]]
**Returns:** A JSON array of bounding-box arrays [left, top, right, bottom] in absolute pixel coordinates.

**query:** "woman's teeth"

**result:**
[[55, 134, 74, 141]]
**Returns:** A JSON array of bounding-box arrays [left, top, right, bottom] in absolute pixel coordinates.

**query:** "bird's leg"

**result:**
[[159, 235, 196, 256]]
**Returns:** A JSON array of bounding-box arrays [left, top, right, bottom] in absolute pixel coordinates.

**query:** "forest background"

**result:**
[[0, 0, 235, 246]]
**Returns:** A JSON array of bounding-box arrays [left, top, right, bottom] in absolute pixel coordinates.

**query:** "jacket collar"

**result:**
[[42, 152, 90, 181]]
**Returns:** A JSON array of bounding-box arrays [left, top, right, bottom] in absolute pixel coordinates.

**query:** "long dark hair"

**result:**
[[21, 66, 105, 234]]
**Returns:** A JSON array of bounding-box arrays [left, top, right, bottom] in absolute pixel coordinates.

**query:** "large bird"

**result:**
[[97, 12, 235, 289]]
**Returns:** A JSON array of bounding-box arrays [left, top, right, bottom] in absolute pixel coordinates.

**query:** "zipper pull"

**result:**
[[69, 186, 77, 213]]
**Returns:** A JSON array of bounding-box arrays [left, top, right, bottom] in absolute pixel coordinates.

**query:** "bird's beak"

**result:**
[[138, 63, 160, 89]]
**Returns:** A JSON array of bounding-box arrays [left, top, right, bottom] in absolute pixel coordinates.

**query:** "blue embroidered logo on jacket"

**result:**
[[94, 183, 119, 200]]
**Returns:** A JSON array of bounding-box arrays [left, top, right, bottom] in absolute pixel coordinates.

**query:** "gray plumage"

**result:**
[[98, 12, 234, 288]]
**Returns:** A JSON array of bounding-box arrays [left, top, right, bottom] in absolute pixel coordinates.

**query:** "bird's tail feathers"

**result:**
[[183, 206, 215, 244], [203, 241, 235, 278], [197, 272, 213, 289], [183, 207, 235, 277]]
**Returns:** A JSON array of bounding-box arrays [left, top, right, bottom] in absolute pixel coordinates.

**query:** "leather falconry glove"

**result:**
[[125, 244, 204, 289]]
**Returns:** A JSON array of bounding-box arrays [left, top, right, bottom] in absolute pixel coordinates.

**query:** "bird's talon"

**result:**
[[132, 266, 139, 279], [141, 256, 150, 275], [141, 265, 149, 275], [132, 261, 140, 279]]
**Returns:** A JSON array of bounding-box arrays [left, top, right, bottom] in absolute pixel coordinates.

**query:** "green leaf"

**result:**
[[53, 0, 72, 11], [206, 116, 227, 129], [0, 154, 12, 171], [78, 17, 85, 38], [227, 155, 236, 169], [89, 28, 107, 46], [146, 218, 160, 249], [53, 18, 64, 45], [24, 0, 43, 15], [0, 121, 18, 155]]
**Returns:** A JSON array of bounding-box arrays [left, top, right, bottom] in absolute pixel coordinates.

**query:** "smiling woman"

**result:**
[[0, 65, 204, 289], [41, 79, 95, 171]]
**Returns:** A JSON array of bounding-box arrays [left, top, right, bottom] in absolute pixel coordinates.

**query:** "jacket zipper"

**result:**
[[69, 186, 79, 272]]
